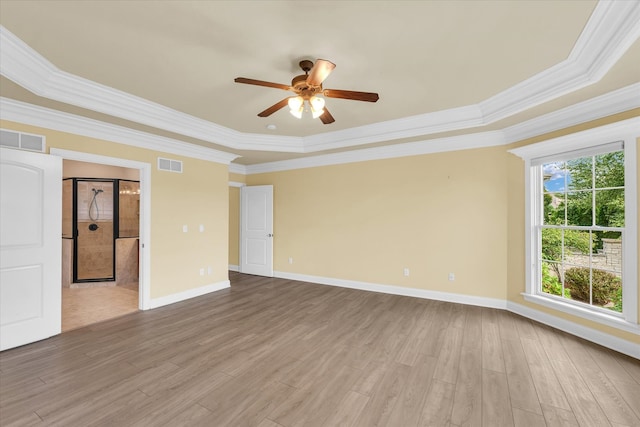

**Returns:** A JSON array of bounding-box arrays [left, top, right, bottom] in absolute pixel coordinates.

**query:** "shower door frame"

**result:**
[[68, 177, 119, 283]]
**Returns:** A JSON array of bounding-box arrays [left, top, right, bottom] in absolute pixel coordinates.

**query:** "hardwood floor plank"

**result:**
[[269, 364, 363, 427], [418, 379, 455, 426], [512, 407, 546, 427], [257, 419, 285, 427], [521, 338, 572, 411], [322, 390, 369, 427], [502, 338, 542, 415], [481, 310, 505, 373], [579, 366, 640, 426], [482, 369, 514, 427], [162, 403, 214, 426], [585, 343, 640, 386], [533, 323, 571, 363], [351, 361, 411, 427], [611, 380, 640, 420], [549, 358, 611, 427], [541, 403, 580, 427], [450, 345, 482, 427], [386, 354, 437, 427], [433, 326, 463, 384]]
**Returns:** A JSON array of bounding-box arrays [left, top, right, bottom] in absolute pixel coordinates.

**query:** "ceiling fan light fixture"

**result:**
[[288, 96, 304, 119], [310, 96, 325, 119]]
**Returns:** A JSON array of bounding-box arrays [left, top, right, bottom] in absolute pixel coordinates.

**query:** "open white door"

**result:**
[[240, 185, 273, 277], [1, 148, 62, 351]]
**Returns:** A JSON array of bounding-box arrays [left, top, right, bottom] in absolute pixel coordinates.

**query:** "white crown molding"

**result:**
[[235, 83, 640, 174], [503, 83, 640, 144], [229, 163, 248, 175], [1, 1, 638, 154], [479, 0, 640, 124], [2, 81, 635, 174], [509, 116, 640, 160], [0, 97, 239, 164], [244, 131, 506, 174]]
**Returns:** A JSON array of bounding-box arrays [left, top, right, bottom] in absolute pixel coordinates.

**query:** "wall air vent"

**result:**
[[0, 129, 45, 152], [157, 157, 183, 173]]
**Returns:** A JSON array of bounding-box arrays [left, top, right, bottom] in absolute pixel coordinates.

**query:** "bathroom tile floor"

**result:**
[[62, 286, 139, 332]]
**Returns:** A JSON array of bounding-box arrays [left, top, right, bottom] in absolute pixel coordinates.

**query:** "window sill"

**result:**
[[522, 293, 640, 335]]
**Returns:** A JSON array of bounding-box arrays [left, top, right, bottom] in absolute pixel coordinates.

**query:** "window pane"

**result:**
[[566, 157, 592, 191], [543, 193, 564, 225], [541, 261, 566, 297], [595, 232, 622, 276], [595, 151, 624, 188], [595, 189, 624, 227], [563, 265, 591, 304], [542, 161, 565, 192], [541, 228, 563, 262], [564, 229, 592, 259], [591, 268, 622, 313], [566, 191, 592, 226]]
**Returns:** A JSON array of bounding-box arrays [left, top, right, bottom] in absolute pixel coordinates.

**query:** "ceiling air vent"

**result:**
[[157, 157, 183, 173], [0, 129, 45, 152]]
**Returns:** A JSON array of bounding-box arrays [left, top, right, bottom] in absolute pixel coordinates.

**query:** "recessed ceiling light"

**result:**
[[266, 124, 277, 130]]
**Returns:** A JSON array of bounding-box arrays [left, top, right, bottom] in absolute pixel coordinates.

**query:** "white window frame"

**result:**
[[510, 118, 639, 334]]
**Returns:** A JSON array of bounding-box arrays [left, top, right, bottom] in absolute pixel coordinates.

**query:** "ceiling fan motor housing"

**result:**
[[291, 74, 321, 97]]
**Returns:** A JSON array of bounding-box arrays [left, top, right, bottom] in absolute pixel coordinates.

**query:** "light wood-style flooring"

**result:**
[[1, 272, 639, 426]]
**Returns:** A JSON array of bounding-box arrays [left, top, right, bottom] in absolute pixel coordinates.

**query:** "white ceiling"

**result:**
[[0, 1, 638, 165]]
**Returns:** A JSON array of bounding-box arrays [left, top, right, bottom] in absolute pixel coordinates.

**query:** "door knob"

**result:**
[[268, 233, 273, 237]]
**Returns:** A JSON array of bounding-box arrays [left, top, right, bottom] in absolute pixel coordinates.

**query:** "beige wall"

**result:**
[[246, 146, 509, 299], [2, 120, 229, 300]]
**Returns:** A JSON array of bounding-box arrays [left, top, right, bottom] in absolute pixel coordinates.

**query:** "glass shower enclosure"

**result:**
[[62, 178, 139, 283]]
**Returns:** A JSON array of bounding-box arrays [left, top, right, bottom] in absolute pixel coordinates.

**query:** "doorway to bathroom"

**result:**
[[61, 159, 143, 331]]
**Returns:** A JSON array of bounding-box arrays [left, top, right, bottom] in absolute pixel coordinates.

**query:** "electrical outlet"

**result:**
[[208, 266, 212, 275], [199, 268, 205, 276], [403, 268, 410, 277], [199, 224, 205, 232], [182, 225, 188, 233], [289, 257, 293, 264], [448, 273, 455, 281]]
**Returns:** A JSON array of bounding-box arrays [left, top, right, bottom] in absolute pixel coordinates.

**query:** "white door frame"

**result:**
[[50, 148, 152, 310]]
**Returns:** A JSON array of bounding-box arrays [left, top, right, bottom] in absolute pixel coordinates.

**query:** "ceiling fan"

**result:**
[[234, 59, 379, 124]]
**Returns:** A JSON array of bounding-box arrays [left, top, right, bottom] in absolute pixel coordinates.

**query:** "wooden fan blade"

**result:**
[[234, 77, 293, 92], [319, 107, 335, 124], [306, 59, 336, 86], [323, 89, 379, 102], [258, 98, 291, 117]]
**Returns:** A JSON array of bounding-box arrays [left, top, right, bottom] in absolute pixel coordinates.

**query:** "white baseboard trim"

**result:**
[[274, 271, 507, 309], [507, 301, 639, 359], [146, 280, 230, 310], [228, 264, 239, 272]]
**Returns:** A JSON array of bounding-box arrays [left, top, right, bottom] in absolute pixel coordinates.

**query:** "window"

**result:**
[[510, 119, 638, 333], [538, 144, 624, 313]]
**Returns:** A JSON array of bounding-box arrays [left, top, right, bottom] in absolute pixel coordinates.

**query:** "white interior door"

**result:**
[[240, 185, 273, 276], [1, 148, 62, 351]]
